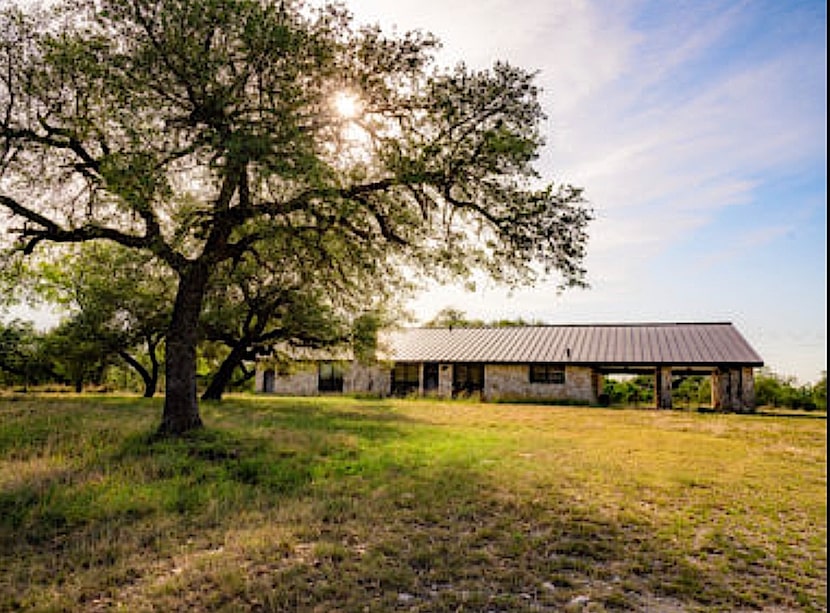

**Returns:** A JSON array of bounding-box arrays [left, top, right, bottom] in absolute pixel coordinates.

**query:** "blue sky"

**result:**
[[348, 0, 827, 383]]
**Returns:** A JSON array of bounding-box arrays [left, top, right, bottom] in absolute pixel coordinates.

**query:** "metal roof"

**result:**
[[383, 323, 763, 366]]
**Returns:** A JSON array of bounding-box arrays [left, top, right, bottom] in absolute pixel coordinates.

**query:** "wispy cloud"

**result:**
[[698, 224, 797, 268], [531, 1, 825, 266]]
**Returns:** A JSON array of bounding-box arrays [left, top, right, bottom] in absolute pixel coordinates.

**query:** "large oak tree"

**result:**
[[0, 0, 590, 434]]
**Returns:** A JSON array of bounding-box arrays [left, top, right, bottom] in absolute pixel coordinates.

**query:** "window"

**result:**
[[529, 364, 565, 384], [392, 363, 420, 396], [318, 362, 344, 392], [453, 363, 485, 396]]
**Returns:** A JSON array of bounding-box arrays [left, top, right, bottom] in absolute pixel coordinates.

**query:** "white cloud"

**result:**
[[697, 224, 796, 268]]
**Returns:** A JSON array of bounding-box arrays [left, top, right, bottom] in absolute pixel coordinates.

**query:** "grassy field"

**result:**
[[0, 395, 825, 612]]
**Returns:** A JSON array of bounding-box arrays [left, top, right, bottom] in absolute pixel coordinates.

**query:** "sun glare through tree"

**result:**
[[333, 90, 362, 119]]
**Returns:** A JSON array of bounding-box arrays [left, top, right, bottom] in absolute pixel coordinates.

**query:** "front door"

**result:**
[[263, 369, 275, 393], [423, 362, 440, 392]]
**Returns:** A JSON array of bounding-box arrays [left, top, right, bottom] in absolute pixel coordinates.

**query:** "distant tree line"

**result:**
[[0, 303, 386, 397], [424, 307, 547, 328], [754, 368, 826, 412]]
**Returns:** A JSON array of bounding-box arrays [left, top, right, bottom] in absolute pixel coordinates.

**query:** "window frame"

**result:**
[[529, 363, 566, 385]]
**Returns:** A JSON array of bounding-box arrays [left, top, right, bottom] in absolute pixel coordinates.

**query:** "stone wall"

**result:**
[[256, 360, 604, 403], [260, 362, 320, 395], [345, 362, 391, 396], [256, 361, 391, 396], [712, 366, 756, 412], [483, 364, 598, 403]]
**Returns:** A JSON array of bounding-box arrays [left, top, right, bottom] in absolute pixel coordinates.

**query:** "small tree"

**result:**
[[0, 319, 58, 388], [812, 372, 826, 411], [424, 308, 543, 328], [425, 307, 484, 329], [34, 243, 173, 397], [42, 314, 115, 392]]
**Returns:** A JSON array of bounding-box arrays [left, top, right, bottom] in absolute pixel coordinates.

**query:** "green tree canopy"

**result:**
[[34, 243, 173, 396], [424, 307, 546, 328], [1, 0, 591, 434]]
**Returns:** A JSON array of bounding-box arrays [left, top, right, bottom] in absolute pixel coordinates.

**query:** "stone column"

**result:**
[[592, 370, 604, 405], [729, 369, 742, 412], [655, 366, 673, 409], [739, 367, 756, 413], [438, 364, 453, 398], [712, 367, 750, 412], [712, 368, 729, 410]]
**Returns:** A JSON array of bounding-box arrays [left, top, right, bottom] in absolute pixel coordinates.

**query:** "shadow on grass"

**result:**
[[0, 398, 418, 610], [208, 396, 419, 439], [242, 462, 811, 612], [0, 398, 414, 542], [753, 410, 827, 420]]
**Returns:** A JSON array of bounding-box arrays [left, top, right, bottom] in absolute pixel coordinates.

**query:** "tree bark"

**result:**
[[201, 342, 250, 401], [158, 265, 209, 435]]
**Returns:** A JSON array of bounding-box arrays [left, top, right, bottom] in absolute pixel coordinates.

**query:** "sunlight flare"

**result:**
[[333, 90, 362, 119]]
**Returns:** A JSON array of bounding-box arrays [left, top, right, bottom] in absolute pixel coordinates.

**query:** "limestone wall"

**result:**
[[256, 359, 615, 405], [483, 364, 598, 403], [345, 362, 391, 396], [740, 367, 756, 412], [712, 366, 756, 412], [257, 361, 391, 396], [265, 362, 320, 395]]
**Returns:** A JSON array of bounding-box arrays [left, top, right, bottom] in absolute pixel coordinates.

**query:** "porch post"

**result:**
[[712, 368, 736, 411], [655, 366, 673, 409], [739, 367, 756, 413]]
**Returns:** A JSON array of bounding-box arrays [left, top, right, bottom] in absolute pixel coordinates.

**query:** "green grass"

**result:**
[[0, 394, 825, 612]]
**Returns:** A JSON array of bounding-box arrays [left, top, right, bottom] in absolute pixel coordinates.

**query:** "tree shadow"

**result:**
[[753, 410, 827, 420], [0, 399, 418, 609], [214, 396, 421, 440], [241, 461, 812, 612]]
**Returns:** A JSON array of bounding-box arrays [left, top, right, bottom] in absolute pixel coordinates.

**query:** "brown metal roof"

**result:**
[[383, 323, 763, 366]]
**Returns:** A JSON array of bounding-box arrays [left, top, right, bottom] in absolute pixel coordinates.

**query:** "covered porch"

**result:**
[[595, 365, 757, 412]]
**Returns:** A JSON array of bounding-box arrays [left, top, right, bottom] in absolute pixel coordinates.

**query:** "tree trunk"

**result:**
[[147, 338, 160, 399], [158, 265, 209, 435], [119, 346, 159, 398], [201, 342, 249, 401]]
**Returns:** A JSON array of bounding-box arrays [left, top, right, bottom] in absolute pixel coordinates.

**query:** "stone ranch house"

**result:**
[[255, 323, 764, 411]]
